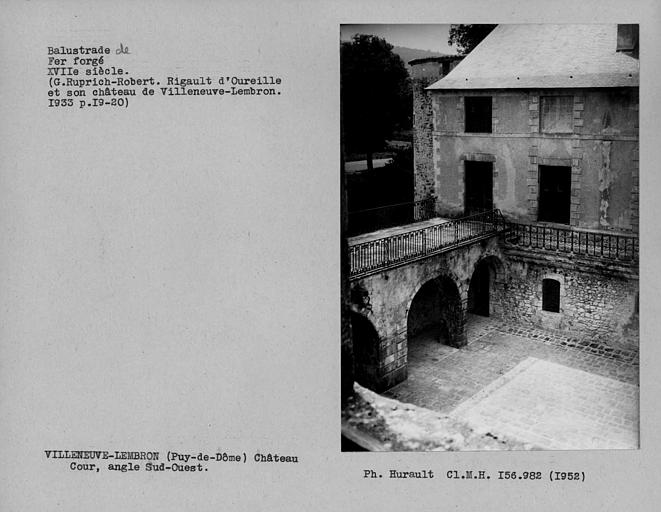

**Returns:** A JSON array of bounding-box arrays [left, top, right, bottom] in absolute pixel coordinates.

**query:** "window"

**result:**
[[442, 61, 451, 76], [542, 279, 560, 313], [617, 24, 638, 52], [540, 96, 573, 133], [538, 165, 571, 224], [464, 97, 492, 133]]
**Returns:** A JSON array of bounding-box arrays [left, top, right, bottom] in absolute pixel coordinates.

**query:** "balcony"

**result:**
[[505, 223, 638, 262]]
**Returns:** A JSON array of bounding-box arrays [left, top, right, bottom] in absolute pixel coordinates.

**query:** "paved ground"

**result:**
[[383, 315, 639, 450], [348, 218, 450, 245]]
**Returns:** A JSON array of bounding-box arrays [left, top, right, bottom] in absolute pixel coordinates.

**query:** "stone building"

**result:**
[[345, 24, 639, 394], [414, 24, 639, 348], [409, 55, 464, 203]]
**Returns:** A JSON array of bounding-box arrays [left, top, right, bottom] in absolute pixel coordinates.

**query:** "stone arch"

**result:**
[[406, 275, 465, 349], [468, 255, 505, 317], [349, 312, 381, 391]]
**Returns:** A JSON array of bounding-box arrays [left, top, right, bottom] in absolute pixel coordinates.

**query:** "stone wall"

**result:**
[[410, 57, 463, 205], [499, 253, 638, 349], [429, 88, 639, 233], [412, 84, 435, 202]]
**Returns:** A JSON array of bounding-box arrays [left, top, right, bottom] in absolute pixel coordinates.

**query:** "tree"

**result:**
[[341, 34, 411, 170], [448, 24, 497, 55]]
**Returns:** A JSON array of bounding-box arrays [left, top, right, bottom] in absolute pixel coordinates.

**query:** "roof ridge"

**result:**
[[428, 24, 639, 90]]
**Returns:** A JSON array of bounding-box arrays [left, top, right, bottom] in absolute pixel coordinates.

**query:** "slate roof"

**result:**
[[428, 24, 639, 90]]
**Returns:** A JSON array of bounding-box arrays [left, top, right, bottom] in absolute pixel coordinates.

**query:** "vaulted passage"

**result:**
[[406, 276, 463, 350], [468, 260, 491, 317], [468, 255, 505, 321], [350, 312, 380, 391], [407, 280, 447, 345]]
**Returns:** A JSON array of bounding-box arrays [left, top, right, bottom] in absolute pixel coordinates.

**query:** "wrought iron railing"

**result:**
[[349, 209, 507, 278], [347, 198, 436, 236], [506, 223, 638, 262]]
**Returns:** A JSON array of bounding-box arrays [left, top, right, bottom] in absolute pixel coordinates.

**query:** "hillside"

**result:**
[[392, 45, 453, 66]]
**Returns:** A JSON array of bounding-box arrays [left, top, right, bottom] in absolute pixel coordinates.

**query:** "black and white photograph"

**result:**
[[341, 24, 640, 451], [3, 0, 661, 510]]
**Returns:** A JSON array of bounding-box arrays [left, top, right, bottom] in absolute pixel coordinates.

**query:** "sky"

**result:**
[[340, 24, 457, 54]]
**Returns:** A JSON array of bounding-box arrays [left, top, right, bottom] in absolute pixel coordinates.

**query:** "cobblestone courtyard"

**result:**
[[383, 315, 639, 450]]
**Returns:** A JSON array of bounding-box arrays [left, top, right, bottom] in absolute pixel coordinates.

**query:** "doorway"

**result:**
[[465, 161, 493, 215]]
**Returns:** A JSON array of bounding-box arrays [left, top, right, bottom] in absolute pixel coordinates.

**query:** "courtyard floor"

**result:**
[[383, 315, 639, 450]]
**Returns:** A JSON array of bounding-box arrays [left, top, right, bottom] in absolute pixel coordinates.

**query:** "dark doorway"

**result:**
[[465, 161, 493, 215], [538, 166, 571, 224], [468, 262, 490, 316], [542, 279, 561, 312]]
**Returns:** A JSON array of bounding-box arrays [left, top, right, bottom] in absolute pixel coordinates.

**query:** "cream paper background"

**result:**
[[1, 0, 659, 510]]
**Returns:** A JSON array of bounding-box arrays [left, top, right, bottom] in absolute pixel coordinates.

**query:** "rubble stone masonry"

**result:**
[[498, 255, 638, 349], [411, 58, 463, 206]]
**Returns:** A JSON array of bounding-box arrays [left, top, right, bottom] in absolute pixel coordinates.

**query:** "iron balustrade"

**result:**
[[506, 223, 639, 262], [349, 209, 507, 278], [347, 198, 436, 236]]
